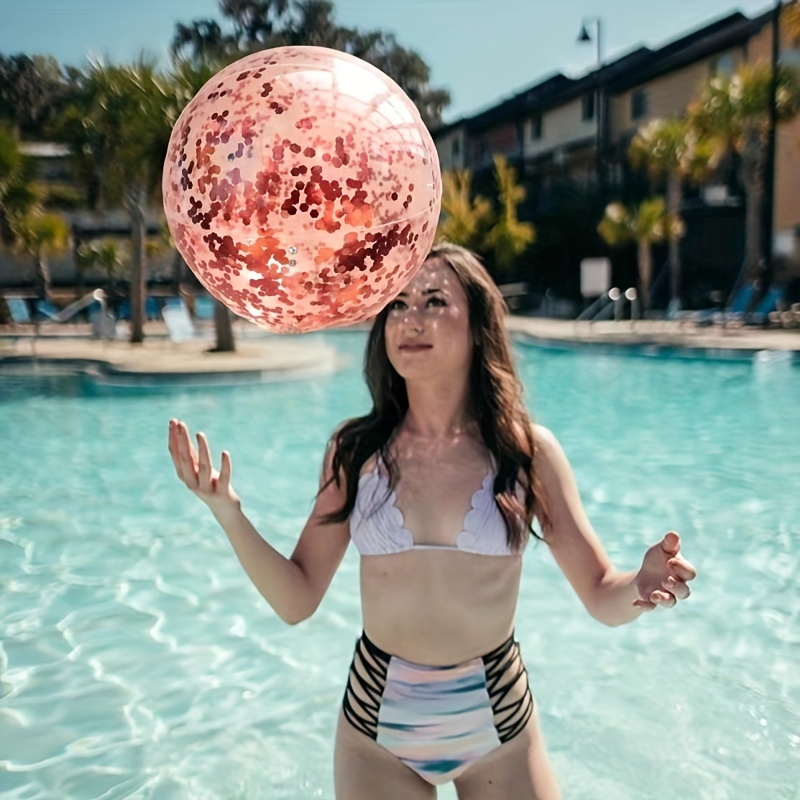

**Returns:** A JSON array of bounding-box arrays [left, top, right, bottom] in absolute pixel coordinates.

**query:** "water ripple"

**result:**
[[1, 337, 798, 798]]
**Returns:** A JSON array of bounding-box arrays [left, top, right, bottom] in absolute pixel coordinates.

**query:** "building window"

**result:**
[[451, 137, 461, 160], [529, 114, 543, 141], [631, 89, 649, 121], [710, 53, 735, 77], [582, 94, 595, 122]]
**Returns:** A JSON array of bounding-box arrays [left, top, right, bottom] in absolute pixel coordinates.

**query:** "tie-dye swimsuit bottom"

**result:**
[[341, 631, 534, 785]]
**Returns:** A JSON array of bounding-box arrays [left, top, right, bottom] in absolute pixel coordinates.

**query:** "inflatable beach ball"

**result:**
[[163, 46, 442, 333]]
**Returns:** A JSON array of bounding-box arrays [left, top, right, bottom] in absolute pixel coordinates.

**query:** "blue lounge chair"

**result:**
[[193, 295, 216, 320], [680, 283, 761, 327], [116, 297, 162, 321], [162, 298, 197, 343], [6, 297, 32, 324]]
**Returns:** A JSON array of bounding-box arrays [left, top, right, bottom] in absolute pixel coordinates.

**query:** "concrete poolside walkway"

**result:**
[[506, 316, 800, 354], [0, 316, 797, 384], [0, 321, 345, 385]]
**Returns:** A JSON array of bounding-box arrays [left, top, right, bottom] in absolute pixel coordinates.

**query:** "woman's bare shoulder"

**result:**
[[532, 423, 558, 449], [531, 424, 569, 475]]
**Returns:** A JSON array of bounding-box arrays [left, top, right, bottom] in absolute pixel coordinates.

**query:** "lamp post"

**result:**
[[578, 17, 605, 191], [761, 0, 781, 297], [578, 17, 604, 67]]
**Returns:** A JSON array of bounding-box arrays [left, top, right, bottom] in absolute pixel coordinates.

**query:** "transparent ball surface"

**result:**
[[163, 46, 442, 332]]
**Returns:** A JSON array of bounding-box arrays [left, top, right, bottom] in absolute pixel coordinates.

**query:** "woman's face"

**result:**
[[384, 257, 473, 383]]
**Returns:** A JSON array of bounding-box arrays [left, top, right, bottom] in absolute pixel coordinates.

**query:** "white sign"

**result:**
[[580, 258, 611, 298], [774, 231, 795, 257]]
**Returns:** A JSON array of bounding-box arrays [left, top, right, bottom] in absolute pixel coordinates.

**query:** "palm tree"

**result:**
[[485, 155, 536, 276], [785, 2, 800, 45], [0, 126, 39, 244], [436, 156, 535, 278], [171, 0, 450, 128], [10, 211, 70, 303], [689, 63, 800, 286], [598, 198, 683, 313], [56, 58, 175, 343], [629, 117, 712, 311], [436, 169, 492, 252], [0, 126, 68, 301], [0, 54, 68, 139], [164, 59, 237, 353], [76, 238, 129, 281]]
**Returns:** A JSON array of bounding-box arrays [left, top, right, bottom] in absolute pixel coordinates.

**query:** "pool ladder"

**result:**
[[577, 288, 640, 322]]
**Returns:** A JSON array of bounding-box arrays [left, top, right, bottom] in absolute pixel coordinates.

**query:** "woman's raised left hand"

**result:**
[[634, 532, 697, 611]]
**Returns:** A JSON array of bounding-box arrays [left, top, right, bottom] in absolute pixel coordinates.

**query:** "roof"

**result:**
[[606, 11, 769, 93], [431, 8, 774, 137]]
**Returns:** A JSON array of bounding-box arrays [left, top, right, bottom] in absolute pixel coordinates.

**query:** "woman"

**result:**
[[167, 242, 697, 799]]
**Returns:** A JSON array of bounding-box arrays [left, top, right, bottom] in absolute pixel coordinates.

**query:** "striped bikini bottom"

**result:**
[[341, 631, 534, 786]]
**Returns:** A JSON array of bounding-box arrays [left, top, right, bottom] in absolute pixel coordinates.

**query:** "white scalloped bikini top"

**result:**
[[350, 456, 524, 557]]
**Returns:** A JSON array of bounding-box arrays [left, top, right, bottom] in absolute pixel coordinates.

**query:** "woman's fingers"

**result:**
[[173, 421, 198, 488], [635, 589, 676, 610], [169, 420, 234, 503], [650, 590, 677, 607], [168, 419, 188, 481], [168, 420, 180, 469], [663, 576, 691, 600], [668, 557, 697, 582], [182, 432, 199, 488], [196, 432, 213, 490], [218, 450, 232, 492]]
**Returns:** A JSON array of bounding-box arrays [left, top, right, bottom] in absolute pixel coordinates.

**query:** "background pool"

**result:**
[[1, 332, 798, 799]]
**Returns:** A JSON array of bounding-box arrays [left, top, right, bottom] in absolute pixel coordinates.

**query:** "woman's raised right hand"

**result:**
[[168, 419, 240, 513]]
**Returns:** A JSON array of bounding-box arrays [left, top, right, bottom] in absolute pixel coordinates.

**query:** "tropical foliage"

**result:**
[[785, 2, 800, 44], [54, 58, 176, 342], [0, 126, 69, 300], [485, 156, 536, 274], [10, 211, 70, 302], [170, 0, 450, 127], [688, 63, 800, 282], [0, 125, 39, 244], [629, 116, 712, 309], [437, 156, 535, 277], [437, 169, 492, 254], [0, 54, 69, 138], [598, 198, 683, 312]]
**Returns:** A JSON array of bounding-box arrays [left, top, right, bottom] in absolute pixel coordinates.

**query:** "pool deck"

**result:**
[[506, 317, 800, 356], [0, 317, 797, 384], [0, 321, 345, 386]]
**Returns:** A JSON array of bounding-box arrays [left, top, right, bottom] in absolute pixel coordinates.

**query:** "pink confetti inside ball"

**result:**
[[163, 46, 442, 333]]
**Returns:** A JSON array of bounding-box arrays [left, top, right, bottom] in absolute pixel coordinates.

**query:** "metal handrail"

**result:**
[[48, 289, 106, 323], [577, 287, 640, 323], [577, 290, 615, 321]]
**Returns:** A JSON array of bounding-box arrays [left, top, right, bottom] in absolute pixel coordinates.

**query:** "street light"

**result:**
[[577, 18, 605, 190], [761, 0, 781, 297], [577, 17, 604, 67]]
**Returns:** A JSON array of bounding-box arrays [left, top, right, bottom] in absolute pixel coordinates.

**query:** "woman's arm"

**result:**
[[168, 420, 351, 625], [533, 425, 694, 627]]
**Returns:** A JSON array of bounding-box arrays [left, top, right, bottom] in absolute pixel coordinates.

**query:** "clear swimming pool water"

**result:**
[[1, 333, 798, 800]]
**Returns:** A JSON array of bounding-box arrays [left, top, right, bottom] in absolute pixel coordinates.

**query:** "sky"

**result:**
[[0, 0, 778, 123]]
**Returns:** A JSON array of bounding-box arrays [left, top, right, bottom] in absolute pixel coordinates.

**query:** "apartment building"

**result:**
[[433, 7, 800, 305]]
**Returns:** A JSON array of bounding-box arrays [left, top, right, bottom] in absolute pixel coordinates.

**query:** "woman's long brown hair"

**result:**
[[321, 242, 546, 548]]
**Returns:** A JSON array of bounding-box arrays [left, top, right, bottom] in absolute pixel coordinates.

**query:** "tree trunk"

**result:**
[[638, 238, 653, 312], [127, 188, 147, 344], [740, 126, 766, 284], [666, 171, 683, 309], [213, 300, 236, 353], [33, 252, 52, 303]]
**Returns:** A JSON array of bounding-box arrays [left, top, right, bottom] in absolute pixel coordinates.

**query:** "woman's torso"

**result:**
[[352, 431, 526, 665]]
